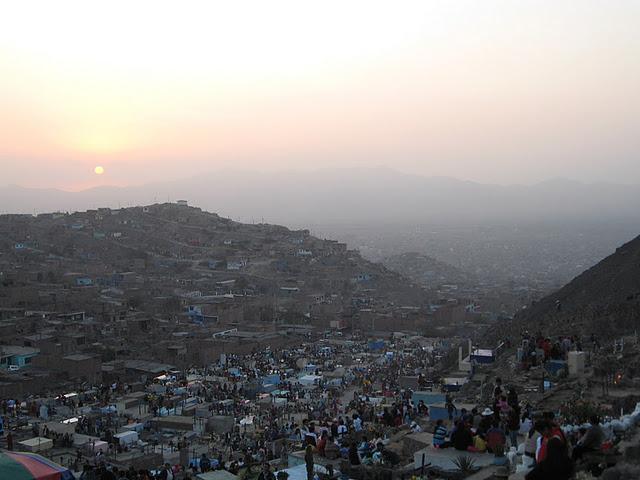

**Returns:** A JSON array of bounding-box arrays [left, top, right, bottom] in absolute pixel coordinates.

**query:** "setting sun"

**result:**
[[1, 1, 640, 188], [94, 166, 105, 175]]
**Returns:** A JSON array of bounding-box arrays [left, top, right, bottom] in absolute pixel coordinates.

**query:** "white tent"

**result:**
[[18, 437, 53, 452], [114, 430, 138, 446], [298, 374, 322, 387]]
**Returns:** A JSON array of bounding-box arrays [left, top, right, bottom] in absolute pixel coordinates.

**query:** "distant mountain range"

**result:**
[[3, 168, 640, 227]]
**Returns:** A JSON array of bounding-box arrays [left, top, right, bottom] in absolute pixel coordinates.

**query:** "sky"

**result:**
[[1, 0, 639, 190]]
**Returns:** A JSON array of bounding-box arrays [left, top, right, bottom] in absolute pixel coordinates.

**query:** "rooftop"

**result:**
[[0, 346, 40, 357]]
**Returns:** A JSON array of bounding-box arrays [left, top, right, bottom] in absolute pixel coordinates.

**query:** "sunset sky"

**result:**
[[1, 1, 639, 190]]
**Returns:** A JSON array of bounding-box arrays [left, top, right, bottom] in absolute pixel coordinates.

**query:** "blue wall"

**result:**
[[412, 392, 446, 405]]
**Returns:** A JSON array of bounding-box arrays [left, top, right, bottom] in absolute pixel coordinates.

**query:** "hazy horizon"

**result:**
[[3, 168, 640, 233], [2, 1, 640, 190], [4, 167, 640, 193]]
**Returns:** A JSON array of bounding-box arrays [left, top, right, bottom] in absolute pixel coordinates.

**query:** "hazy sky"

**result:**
[[1, 1, 639, 190]]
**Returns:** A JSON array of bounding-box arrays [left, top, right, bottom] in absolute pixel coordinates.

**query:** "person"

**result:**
[[228, 461, 240, 475], [7, 431, 13, 451], [471, 408, 482, 430], [98, 465, 116, 480], [507, 387, 518, 409], [525, 437, 573, 480], [497, 395, 510, 413], [473, 433, 487, 452], [478, 408, 494, 435], [486, 421, 506, 453], [445, 395, 457, 421], [337, 418, 348, 437], [524, 422, 542, 466], [507, 407, 521, 448], [159, 463, 174, 480], [535, 422, 552, 463], [382, 408, 393, 427], [200, 453, 211, 472], [537, 415, 567, 463], [330, 420, 338, 438], [572, 415, 604, 461], [493, 378, 503, 399], [353, 414, 363, 432], [451, 421, 473, 451], [316, 431, 328, 456], [348, 442, 361, 466], [304, 443, 314, 480], [460, 408, 473, 424], [371, 443, 384, 464], [432, 420, 449, 448], [358, 435, 371, 458], [257, 464, 276, 480], [304, 424, 318, 446], [377, 442, 400, 465], [290, 427, 303, 442]]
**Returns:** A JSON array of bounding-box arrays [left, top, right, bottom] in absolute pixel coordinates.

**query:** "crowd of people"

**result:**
[[517, 330, 600, 368], [427, 375, 611, 480], [0, 334, 618, 480]]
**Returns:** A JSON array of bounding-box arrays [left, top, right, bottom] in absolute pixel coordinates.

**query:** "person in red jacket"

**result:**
[[537, 419, 567, 463], [526, 437, 573, 480], [486, 421, 507, 453]]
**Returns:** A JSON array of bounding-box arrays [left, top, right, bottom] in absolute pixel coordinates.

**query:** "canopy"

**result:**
[[0, 450, 73, 480]]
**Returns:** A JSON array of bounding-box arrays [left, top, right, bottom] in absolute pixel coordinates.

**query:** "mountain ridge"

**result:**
[[3, 168, 640, 227]]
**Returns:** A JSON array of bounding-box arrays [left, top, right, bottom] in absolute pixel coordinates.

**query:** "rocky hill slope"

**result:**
[[498, 234, 640, 338]]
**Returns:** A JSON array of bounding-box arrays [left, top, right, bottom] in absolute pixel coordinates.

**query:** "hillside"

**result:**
[[382, 252, 474, 289], [499, 234, 640, 338], [0, 203, 427, 330]]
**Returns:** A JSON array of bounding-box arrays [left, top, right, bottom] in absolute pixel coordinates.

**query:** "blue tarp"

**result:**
[[262, 374, 281, 385], [429, 406, 450, 421], [545, 360, 567, 376], [262, 383, 278, 393]]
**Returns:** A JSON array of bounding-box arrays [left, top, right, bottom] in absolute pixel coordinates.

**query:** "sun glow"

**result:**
[[0, 1, 431, 156], [2, 1, 640, 186]]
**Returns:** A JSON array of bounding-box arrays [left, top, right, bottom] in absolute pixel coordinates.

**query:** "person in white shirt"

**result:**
[[353, 415, 363, 432], [337, 419, 348, 437]]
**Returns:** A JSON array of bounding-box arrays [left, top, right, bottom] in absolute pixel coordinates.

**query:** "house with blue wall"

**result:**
[[0, 346, 40, 369]]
